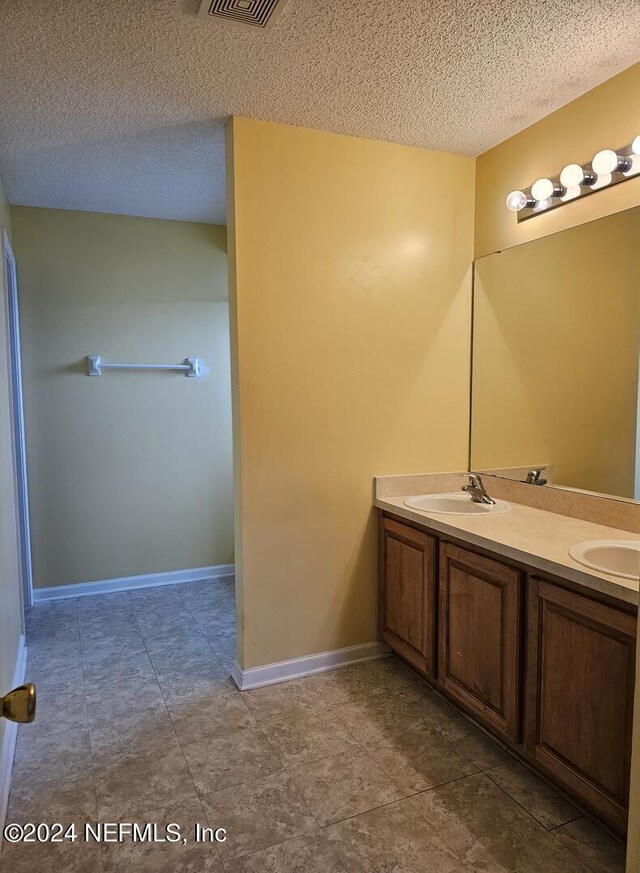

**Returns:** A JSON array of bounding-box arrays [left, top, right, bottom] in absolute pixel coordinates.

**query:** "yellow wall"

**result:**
[[0, 177, 23, 779], [472, 207, 640, 498], [475, 62, 640, 258], [227, 117, 475, 669], [10, 207, 234, 589]]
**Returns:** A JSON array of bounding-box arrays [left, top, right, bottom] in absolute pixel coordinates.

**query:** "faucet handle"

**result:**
[[459, 472, 482, 487]]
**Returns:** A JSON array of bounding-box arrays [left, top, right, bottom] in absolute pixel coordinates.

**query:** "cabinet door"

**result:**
[[380, 517, 436, 677], [527, 579, 636, 832], [439, 543, 523, 741]]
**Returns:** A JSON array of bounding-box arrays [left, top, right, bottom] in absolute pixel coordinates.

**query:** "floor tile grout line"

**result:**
[[313, 770, 477, 831], [482, 767, 598, 867], [482, 765, 586, 832]]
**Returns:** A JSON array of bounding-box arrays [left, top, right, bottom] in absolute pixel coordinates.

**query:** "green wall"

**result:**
[[11, 207, 234, 589]]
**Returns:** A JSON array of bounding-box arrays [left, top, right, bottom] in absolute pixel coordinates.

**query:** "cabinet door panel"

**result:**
[[380, 517, 436, 677], [527, 579, 636, 832], [439, 543, 522, 741]]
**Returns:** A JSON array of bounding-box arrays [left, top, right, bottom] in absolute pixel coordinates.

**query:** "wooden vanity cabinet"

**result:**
[[379, 516, 436, 677], [526, 579, 636, 832], [438, 543, 523, 742], [378, 511, 637, 834]]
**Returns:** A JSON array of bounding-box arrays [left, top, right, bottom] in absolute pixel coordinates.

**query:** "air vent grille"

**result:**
[[198, 0, 288, 29]]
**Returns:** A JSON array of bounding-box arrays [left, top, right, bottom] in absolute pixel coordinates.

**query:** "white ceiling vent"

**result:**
[[197, 0, 289, 30]]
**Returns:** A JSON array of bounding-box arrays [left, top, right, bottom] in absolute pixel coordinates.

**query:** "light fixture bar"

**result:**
[[505, 135, 640, 222]]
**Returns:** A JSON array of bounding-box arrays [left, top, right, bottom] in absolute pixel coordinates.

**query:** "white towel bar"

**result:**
[[86, 356, 204, 378]]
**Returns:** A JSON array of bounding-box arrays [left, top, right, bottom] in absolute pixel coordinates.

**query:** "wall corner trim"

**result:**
[[32, 564, 235, 602], [231, 641, 392, 691], [0, 634, 27, 831]]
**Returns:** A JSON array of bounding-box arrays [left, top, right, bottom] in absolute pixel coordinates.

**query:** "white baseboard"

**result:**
[[0, 634, 27, 831], [231, 641, 391, 691], [33, 564, 235, 602]]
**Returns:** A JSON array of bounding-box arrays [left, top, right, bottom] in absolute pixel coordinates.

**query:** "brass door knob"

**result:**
[[1, 684, 36, 723]]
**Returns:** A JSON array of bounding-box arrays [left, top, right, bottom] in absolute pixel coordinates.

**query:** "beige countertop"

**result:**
[[375, 494, 640, 606]]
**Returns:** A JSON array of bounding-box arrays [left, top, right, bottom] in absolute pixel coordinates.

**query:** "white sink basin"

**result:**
[[404, 492, 511, 516], [569, 540, 640, 581]]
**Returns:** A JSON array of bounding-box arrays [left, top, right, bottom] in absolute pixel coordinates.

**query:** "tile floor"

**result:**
[[0, 577, 626, 872]]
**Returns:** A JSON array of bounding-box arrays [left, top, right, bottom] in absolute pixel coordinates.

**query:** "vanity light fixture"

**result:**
[[505, 133, 640, 221], [559, 163, 596, 189]]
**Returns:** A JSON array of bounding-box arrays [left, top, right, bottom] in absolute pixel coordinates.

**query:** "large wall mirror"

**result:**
[[471, 206, 640, 502]]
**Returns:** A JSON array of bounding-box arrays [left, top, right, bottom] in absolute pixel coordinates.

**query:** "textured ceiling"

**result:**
[[0, 1, 639, 224]]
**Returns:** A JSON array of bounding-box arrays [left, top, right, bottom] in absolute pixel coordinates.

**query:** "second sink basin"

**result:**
[[404, 492, 511, 516], [569, 540, 640, 581]]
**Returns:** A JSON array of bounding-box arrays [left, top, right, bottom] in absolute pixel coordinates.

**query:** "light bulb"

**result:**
[[505, 190, 529, 212], [559, 163, 596, 188], [531, 178, 555, 201], [592, 148, 631, 175], [631, 135, 640, 156]]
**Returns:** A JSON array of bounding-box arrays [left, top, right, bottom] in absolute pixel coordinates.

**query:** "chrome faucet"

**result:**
[[525, 468, 548, 486], [460, 473, 496, 505]]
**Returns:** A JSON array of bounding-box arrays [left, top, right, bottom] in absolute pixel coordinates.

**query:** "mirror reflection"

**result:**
[[471, 207, 640, 501]]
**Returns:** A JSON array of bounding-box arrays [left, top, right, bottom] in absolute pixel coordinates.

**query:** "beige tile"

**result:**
[[79, 613, 140, 641], [487, 759, 581, 829], [100, 798, 221, 872], [437, 712, 512, 770], [13, 725, 92, 783], [94, 746, 198, 819], [324, 793, 462, 873], [80, 624, 145, 651], [206, 629, 237, 663], [288, 749, 403, 826], [182, 726, 283, 795], [331, 687, 442, 745], [0, 841, 102, 872], [242, 681, 327, 722], [27, 621, 79, 646], [367, 722, 478, 793], [83, 652, 154, 684], [6, 771, 97, 829], [554, 816, 626, 873], [26, 660, 84, 687], [86, 669, 166, 726], [76, 592, 134, 619], [149, 647, 223, 674], [168, 691, 255, 744], [363, 657, 430, 694], [410, 773, 590, 872], [82, 636, 148, 670], [20, 681, 88, 739], [300, 664, 392, 705], [136, 611, 194, 640], [27, 640, 83, 675], [89, 706, 180, 766], [145, 634, 218, 672], [223, 832, 348, 873], [129, 587, 186, 609], [201, 771, 317, 860], [259, 706, 361, 768], [155, 665, 235, 707], [102, 840, 220, 872]]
